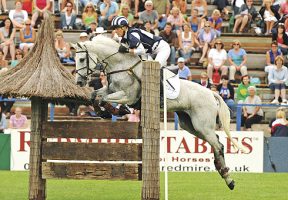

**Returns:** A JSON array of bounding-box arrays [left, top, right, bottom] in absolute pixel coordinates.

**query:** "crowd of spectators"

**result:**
[[0, 0, 287, 132]]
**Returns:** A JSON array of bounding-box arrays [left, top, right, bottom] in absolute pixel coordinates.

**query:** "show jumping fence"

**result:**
[[28, 61, 161, 200]]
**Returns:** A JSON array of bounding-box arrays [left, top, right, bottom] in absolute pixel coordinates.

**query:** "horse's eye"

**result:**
[[80, 58, 85, 63]]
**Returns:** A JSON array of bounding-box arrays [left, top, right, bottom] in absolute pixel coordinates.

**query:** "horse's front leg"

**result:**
[[91, 86, 108, 103], [103, 90, 130, 104]]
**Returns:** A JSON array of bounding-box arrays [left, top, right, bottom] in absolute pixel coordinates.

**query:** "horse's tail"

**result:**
[[213, 92, 244, 152]]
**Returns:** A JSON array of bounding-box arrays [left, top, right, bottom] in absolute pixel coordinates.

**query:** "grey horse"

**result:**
[[71, 35, 241, 190]]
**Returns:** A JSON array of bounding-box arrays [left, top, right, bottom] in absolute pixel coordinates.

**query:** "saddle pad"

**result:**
[[163, 69, 180, 100]]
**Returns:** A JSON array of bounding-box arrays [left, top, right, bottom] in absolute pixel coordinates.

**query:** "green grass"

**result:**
[[0, 171, 288, 200]]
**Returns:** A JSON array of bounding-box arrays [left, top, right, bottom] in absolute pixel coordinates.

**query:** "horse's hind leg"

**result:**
[[205, 133, 235, 190]]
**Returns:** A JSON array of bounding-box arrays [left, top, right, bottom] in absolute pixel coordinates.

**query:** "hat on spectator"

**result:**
[[145, 0, 153, 6], [95, 27, 107, 34], [80, 32, 88, 37], [177, 57, 185, 63]]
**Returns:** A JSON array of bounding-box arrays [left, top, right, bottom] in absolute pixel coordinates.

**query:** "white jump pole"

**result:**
[[163, 69, 168, 200]]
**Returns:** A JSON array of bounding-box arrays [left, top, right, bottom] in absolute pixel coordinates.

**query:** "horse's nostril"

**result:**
[[80, 58, 85, 63]]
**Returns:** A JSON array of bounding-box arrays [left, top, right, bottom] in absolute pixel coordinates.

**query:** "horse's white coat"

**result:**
[[72, 35, 238, 189]]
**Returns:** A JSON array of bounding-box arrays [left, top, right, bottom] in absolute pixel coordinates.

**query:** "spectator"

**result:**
[[83, 2, 98, 29], [207, 38, 228, 84], [0, 50, 8, 69], [208, 9, 223, 36], [11, 49, 23, 67], [177, 57, 192, 80], [60, 0, 75, 11], [228, 39, 247, 82], [259, 0, 280, 35], [60, 1, 77, 30], [177, 23, 196, 64], [197, 71, 212, 88], [31, 0, 51, 28], [188, 9, 201, 33], [172, 0, 187, 15], [123, 108, 140, 122], [99, 0, 119, 30], [0, 0, 8, 14], [217, 75, 235, 117], [9, 107, 28, 129], [167, 7, 184, 31], [134, 0, 146, 18], [142, 21, 154, 34], [0, 18, 16, 62], [231, 0, 245, 16], [241, 86, 263, 131], [79, 32, 88, 42], [19, 19, 36, 56], [79, 0, 100, 11], [197, 21, 217, 64], [269, 108, 288, 136], [152, 0, 170, 30], [22, 0, 33, 14], [272, 23, 288, 55], [159, 22, 179, 65], [233, 0, 258, 33], [265, 41, 282, 73], [55, 30, 74, 64], [268, 55, 288, 104], [139, 0, 159, 35], [236, 75, 254, 103], [0, 106, 7, 133], [9, 0, 28, 29], [86, 21, 98, 39], [191, 0, 208, 28], [213, 0, 229, 15], [119, 4, 134, 27], [280, 0, 288, 16]]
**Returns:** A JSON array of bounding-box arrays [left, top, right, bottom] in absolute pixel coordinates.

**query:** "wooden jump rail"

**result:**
[[41, 121, 142, 180], [28, 61, 161, 200]]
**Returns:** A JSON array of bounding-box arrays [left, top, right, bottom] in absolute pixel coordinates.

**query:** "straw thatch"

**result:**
[[0, 15, 90, 102]]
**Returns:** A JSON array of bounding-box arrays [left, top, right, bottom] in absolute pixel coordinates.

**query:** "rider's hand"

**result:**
[[118, 45, 129, 53]]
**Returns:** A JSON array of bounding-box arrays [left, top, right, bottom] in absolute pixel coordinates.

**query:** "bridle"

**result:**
[[75, 44, 142, 84]]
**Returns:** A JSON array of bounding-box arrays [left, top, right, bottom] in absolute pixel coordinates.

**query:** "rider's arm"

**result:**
[[128, 32, 146, 55]]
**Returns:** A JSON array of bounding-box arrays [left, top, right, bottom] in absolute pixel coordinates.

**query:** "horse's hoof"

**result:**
[[228, 180, 235, 190]]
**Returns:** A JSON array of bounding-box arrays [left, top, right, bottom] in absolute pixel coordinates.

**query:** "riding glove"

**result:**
[[118, 45, 129, 53]]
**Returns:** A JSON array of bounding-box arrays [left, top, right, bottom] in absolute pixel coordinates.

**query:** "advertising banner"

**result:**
[[160, 131, 264, 173], [9, 129, 264, 173]]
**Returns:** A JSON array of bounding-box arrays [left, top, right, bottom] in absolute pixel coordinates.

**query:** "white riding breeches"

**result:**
[[152, 40, 171, 68]]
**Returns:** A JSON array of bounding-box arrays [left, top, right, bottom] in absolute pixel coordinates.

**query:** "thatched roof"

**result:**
[[0, 15, 91, 102]]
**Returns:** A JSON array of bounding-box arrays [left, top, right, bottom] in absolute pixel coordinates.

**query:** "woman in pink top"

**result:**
[[31, 0, 51, 27], [9, 107, 28, 129], [167, 7, 184, 31]]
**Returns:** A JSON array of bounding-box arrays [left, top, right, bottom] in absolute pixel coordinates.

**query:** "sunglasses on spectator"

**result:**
[[233, 43, 240, 45], [204, 26, 210, 27], [215, 43, 222, 44], [26, 24, 31, 25], [67, 5, 72, 7]]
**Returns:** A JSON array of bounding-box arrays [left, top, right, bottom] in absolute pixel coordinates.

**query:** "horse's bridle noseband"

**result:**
[[75, 44, 142, 84]]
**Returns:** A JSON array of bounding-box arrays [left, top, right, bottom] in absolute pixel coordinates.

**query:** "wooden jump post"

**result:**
[[141, 61, 161, 200]]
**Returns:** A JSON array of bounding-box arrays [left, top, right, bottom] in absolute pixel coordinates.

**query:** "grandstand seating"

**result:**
[[0, 0, 284, 126]]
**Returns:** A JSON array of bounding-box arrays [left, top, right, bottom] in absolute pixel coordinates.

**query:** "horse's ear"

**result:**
[[70, 43, 78, 50]]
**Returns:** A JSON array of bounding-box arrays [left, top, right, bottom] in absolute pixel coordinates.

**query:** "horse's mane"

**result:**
[[91, 34, 119, 49]]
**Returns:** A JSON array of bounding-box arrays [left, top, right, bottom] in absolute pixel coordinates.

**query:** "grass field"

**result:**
[[0, 171, 288, 200]]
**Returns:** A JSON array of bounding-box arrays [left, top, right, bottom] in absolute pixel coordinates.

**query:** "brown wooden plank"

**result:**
[[42, 142, 142, 161], [42, 121, 141, 139], [42, 162, 142, 180]]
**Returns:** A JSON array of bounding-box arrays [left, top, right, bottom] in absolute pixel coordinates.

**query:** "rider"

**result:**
[[111, 16, 171, 68], [111, 16, 171, 108]]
